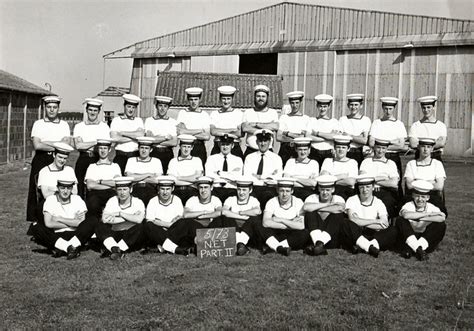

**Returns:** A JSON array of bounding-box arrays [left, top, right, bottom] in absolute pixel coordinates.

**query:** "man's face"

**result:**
[[53, 152, 69, 168], [413, 192, 429, 209], [421, 104, 435, 118], [198, 184, 212, 201], [289, 99, 301, 113], [296, 146, 309, 159], [318, 187, 334, 202], [347, 101, 362, 116], [124, 103, 137, 118], [158, 185, 173, 202], [188, 96, 200, 110], [374, 145, 388, 159], [180, 143, 193, 157], [419, 144, 433, 158], [254, 92, 268, 109], [257, 138, 271, 153], [277, 186, 293, 204], [220, 96, 233, 110], [236, 186, 251, 201], [219, 142, 232, 155], [116, 186, 132, 201], [45, 102, 59, 120], [86, 105, 100, 122], [358, 183, 374, 199], [156, 103, 169, 117], [317, 103, 330, 117], [98, 145, 111, 159], [382, 105, 395, 118], [138, 145, 152, 159], [57, 185, 73, 200], [334, 145, 348, 159]]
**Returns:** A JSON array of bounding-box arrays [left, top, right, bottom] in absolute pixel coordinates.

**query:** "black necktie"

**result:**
[[257, 153, 264, 175], [223, 155, 228, 172]]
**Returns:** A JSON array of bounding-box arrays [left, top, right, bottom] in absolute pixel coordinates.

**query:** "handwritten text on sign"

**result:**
[[196, 227, 236, 259]]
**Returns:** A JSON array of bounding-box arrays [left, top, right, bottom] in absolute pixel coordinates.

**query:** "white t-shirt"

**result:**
[[85, 162, 122, 182], [360, 158, 399, 183], [144, 117, 178, 138], [278, 114, 312, 135], [125, 157, 163, 177], [177, 109, 211, 131], [146, 195, 184, 224], [210, 109, 244, 130], [339, 115, 372, 148], [409, 120, 447, 144], [110, 116, 144, 152], [369, 119, 407, 142], [37, 165, 77, 191], [103, 196, 145, 231], [283, 158, 319, 178], [43, 194, 87, 232], [310, 118, 342, 150], [224, 196, 261, 213], [404, 159, 446, 181], [242, 108, 279, 149], [167, 157, 203, 177], [264, 196, 304, 219], [243, 151, 283, 182], [185, 196, 222, 213], [73, 122, 111, 148], [31, 119, 71, 141], [400, 201, 442, 233], [345, 195, 388, 229], [305, 194, 345, 219], [320, 158, 358, 179]]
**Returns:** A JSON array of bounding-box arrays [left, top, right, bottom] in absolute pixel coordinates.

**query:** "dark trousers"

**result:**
[[347, 147, 364, 167], [396, 217, 446, 253], [132, 184, 156, 206], [385, 152, 404, 198], [334, 184, 355, 201], [86, 189, 116, 218], [256, 223, 310, 250], [374, 187, 399, 219], [143, 221, 175, 247], [26, 151, 53, 222], [31, 215, 98, 250], [305, 212, 344, 248], [309, 148, 333, 168], [75, 152, 99, 199], [173, 186, 197, 205], [278, 142, 296, 168], [341, 219, 398, 250], [252, 186, 276, 208], [210, 141, 244, 159], [222, 215, 263, 248], [150, 147, 174, 175], [114, 151, 138, 175], [95, 222, 145, 251]]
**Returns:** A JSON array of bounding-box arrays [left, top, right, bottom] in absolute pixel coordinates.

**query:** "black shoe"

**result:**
[[276, 246, 291, 256], [303, 245, 315, 256], [236, 243, 250, 256], [110, 246, 123, 260], [100, 249, 111, 258], [400, 246, 412, 259], [175, 246, 189, 256], [51, 248, 66, 258], [351, 245, 361, 255], [26, 222, 35, 236], [313, 241, 328, 256], [415, 247, 428, 261], [66, 245, 80, 260], [261, 244, 273, 255], [368, 245, 380, 258]]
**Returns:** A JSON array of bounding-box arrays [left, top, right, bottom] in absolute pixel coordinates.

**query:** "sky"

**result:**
[[1, 0, 472, 111]]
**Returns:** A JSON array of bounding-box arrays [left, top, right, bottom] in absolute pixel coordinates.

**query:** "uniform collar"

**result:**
[[44, 118, 60, 124], [153, 115, 169, 120], [218, 107, 234, 113], [120, 115, 135, 120]]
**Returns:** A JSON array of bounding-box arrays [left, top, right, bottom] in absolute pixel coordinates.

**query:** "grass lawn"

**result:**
[[0, 159, 473, 329]]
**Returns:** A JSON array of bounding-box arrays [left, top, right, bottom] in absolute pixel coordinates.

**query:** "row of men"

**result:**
[[30, 172, 446, 262]]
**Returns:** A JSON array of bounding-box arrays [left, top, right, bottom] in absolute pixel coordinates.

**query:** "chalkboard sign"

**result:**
[[195, 227, 236, 259]]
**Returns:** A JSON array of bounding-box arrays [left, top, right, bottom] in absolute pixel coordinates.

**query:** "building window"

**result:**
[[239, 53, 278, 75]]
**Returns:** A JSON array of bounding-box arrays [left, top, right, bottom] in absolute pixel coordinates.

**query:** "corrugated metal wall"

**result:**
[[278, 46, 473, 156]]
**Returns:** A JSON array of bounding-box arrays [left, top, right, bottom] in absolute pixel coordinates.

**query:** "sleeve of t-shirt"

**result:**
[[304, 194, 318, 204], [37, 168, 47, 187], [175, 197, 184, 216], [434, 160, 446, 179], [110, 118, 120, 132], [348, 160, 359, 178], [376, 199, 388, 217], [333, 195, 345, 204], [223, 197, 233, 209], [408, 123, 417, 138], [112, 163, 123, 177], [320, 159, 331, 174], [264, 198, 277, 214], [134, 198, 146, 214], [42, 195, 56, 214], [124, 158, 134, 174], [399, 121, 408, 138], [363, 117, 372, 133], [399, 201, 415, 215], [345, 196, 357, 213], [103, 198, 116, 214], [176, 110, 185, 124], [167, 159, 177, 176], [145, 199, 157, 220], [31, 121, 40, 138], [155, 159, 164, 175], [404, 161, 415, 179], [212, 196, 223, 209], [136, 118, 144, 129], [278, 116, 288, 131], [74, 196, 88, 212]]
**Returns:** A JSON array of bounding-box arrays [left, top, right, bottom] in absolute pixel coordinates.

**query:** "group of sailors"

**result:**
[[26, 85, 448, 261]]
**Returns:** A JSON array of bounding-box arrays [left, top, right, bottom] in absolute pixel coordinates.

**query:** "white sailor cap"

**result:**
[[418, 137, 436, 146], [114, 176, 134, 187], [293, 137, 312, 146], [235, 175, 255, 187], [314, 94, 334, 104], [347, 94, 364, 102], [255, 129, 274, 141], [418, 96, 437, 105], [42, 95, 61, 104], [380, 97, 398, 106], [217, 86, 236, 96], [53, 142, 74, 155], [333, 135, 352, 146], [177, 134, 197, 144], [316, 175, 337, 188], [195, 176, 214, 185], [356, 174, 376, 185], [155, 96, 173, 104], [374, 138, 391, 147], [137, 137, 155, 146], [122, 94, 142, 104], [254, 85, 270, 94], [84, 98, 103, 107], [156, 175, 175, 186], [277, 178, 296, 187], [96, 138, 112, 146], [56, 172, 77, 187], [286, 91, 304, 100], [412, 180, 434, 194], [185, 87, 203, 97], [217, 133, 237, 144]]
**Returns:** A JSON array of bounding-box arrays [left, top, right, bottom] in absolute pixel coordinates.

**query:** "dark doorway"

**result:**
[[239, 53, 278, 75]]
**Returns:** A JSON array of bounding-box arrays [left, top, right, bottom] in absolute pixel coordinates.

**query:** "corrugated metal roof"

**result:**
[[155, 71, 283, 108], [0, 70, 52, 95], [96, 86, 130, 97], [105, 2, 473, 59]]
